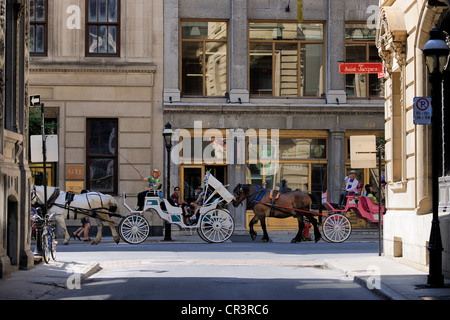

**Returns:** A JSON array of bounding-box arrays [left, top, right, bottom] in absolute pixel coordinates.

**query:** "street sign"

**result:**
[[30, 135, 59, 163], [339, 62, 384, 74], [350, 135, 377, 168], [30, 94, 40, 106], [413, 97, 432, 125]]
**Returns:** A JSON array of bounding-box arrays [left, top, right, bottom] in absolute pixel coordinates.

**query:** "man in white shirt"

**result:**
[[339, 170, 359, 205]]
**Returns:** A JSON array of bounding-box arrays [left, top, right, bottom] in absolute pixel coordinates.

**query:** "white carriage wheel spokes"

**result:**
[[119, 215, 150, 244], [322, 214, 352, 243], [199, 209, 234, 243]]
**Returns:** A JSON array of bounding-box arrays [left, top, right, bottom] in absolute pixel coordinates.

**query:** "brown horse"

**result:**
[[232, 184, 321, 243]]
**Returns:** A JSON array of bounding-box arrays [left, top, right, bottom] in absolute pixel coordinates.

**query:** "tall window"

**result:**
[[181, 20, 228, 96], [345, 23, 384, 97], [86, 119, 118, 194], [30, 0, 48, 55], [246, 131, 328, 203], [86, 0, 120, 56], [249, 22, 324, 97]]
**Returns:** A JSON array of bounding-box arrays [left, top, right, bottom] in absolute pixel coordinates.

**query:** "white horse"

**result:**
[[31, 185, 121, 245]]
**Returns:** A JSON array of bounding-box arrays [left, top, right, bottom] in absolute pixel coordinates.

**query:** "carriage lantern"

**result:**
[[162, 122, 173, 240], [423, 26, 448, 288]]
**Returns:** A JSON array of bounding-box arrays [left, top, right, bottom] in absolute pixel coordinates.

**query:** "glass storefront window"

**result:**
[[182, 21, 227, 40], [182, 42, 204, 96], [181, 20, 228, 96], [249, 22, 325, 98], [302, 44, 324, 97], [180, 135, 227, 164], [345, 23, 384, 98], [249, 22, 323, 41], [246, 131, 328, 196], [274, 43, 298, 97], [87, 119, 118, 194], [345, 23, 376, 41], [279, 138, 326, 159], [250, 43, 273, 96], [246, 163, 327, 195]]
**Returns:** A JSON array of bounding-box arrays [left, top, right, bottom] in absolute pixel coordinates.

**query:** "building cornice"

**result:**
[[163, 102, 385, 115], [29, 61, 157, 74]]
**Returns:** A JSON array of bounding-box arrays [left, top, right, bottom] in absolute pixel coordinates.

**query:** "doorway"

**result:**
[[7, 195, 18, 266], [181, 165, 228, 202]]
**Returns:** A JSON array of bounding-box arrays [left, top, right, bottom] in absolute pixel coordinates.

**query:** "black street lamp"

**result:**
[[423, 27, 449, 288], [162, 122, 173, 241]]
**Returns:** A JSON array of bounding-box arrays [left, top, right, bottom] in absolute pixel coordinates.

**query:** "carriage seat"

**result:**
[[359, 196, 385, 214], [162, 198, 183, 214]]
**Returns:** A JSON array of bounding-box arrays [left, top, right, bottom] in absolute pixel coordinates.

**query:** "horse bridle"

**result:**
[[232, 184, 247, 204]]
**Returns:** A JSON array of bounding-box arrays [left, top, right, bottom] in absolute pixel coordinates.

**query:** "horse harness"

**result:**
[[248, 186, 312, 218], [39, 187, 108, 220], [48, 187, 61, 209], [246, 185, 267, 209]]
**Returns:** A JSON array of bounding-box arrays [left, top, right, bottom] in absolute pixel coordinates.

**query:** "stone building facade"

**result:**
[[0, 0, 34, 278], [28, 1, 164, 231], [376, 0, 450, 276], [163, 0, 386, 232]]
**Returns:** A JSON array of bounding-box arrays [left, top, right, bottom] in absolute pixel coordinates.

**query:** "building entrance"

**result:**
[[181, 165, 227, 203]]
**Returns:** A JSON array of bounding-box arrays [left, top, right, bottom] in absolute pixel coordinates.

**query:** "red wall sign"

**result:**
[[339, 62, 384, 74]]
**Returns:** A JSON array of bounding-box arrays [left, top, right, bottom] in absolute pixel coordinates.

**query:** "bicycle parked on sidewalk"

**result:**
[[31, 208, 60, 263]]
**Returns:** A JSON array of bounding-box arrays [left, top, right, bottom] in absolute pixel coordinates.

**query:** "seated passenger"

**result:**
[[364, 184, 378, 205], [187, 186, 204, 224]]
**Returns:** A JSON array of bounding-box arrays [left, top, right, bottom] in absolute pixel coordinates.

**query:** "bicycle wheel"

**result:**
[[41, 231, 51, 263], [50, 230, 57, 260]]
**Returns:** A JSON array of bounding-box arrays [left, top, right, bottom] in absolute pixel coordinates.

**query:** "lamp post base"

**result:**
[[427, 274, 445, 288], [163, 221, 172, 241], [427, 219, 444, 288]]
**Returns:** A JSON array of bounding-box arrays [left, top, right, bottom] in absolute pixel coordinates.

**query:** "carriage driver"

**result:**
[[339, 169, 359, 206], [136, 169, 162, 210]]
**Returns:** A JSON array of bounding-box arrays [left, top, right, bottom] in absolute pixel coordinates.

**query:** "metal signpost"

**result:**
[[413, 97, 432, 125]]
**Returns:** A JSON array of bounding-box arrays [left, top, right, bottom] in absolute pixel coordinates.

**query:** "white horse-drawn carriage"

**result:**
[[120, 172, 235, 244], [31, 173, 235, 245]]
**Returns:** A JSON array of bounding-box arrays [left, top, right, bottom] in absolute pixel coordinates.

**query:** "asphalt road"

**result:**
[[50, 236, 383, 301]]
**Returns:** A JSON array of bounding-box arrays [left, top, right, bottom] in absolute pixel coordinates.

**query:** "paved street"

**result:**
[[42, 233, 384, 300]]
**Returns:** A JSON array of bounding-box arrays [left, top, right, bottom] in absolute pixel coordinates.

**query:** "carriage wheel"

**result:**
[[321, 214, 352, 243], [197, 209, 234, 243], [119, 215, 150, 244]]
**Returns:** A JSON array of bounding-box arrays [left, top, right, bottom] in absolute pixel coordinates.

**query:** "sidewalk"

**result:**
[[0, 233, 449, 300], [324, 256, 450, 300], [0, 260, 100, 300]]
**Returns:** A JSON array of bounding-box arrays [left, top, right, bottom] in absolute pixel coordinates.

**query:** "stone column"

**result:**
[[328, 129, 346, 203], [326, 0, 346, 104], [229, 0, 249, 103], [163, 0, 180, 103], [229, 163, 246, 232]]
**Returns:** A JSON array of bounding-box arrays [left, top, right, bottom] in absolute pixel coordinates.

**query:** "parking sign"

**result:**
[[413, 97, 432, 125]]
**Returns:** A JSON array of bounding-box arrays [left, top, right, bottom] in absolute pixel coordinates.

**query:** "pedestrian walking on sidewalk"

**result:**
[[73, 216, 91, 241]]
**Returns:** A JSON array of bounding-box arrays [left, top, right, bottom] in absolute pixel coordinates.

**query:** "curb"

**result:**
[[324, 259, 412, 300]]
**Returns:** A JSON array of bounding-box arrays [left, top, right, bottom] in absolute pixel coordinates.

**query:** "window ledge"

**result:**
[[390, 180, 407, 193]]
